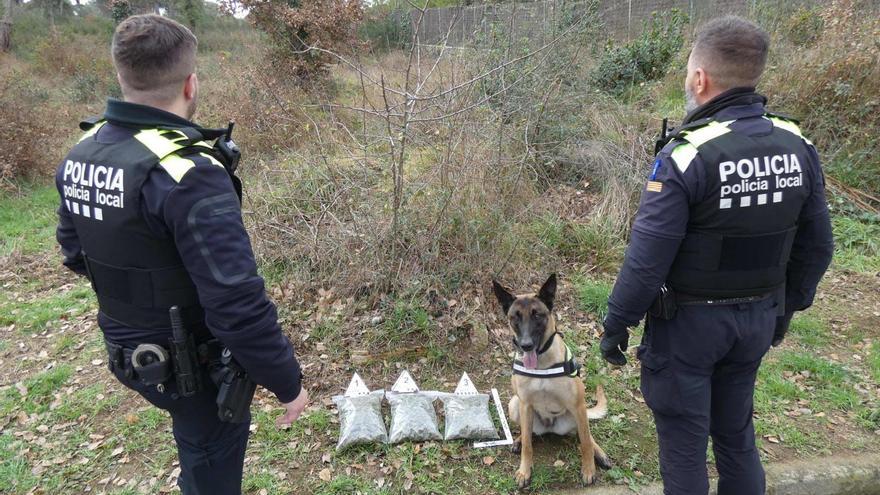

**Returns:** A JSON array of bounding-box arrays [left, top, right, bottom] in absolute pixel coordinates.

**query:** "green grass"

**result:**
[[0, 183, 58, 256], [788, 313, 829, 347], [532, 215, 625, 271], [50, 383, 122, 423], [869, 341, 880, 383], [0, 283, 95, 334], [573, 277, 613, 320], [0, 433, 38, 494], [831, 214, 880, 273], [369, 298, 434, 346], [754, 348, 868, 453], [1, 365, 73, 416]]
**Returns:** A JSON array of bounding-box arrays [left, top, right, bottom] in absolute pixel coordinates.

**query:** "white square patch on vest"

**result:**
[[757, 194, 768, 205], [740, 196, 752, 207], [65, 199, 71, 212], [82, 205, 90, 218], [719, 198, 732, 209], [94, 207, 103, 221], [72, 202, 80, 215], [773, 191, 783, 203]]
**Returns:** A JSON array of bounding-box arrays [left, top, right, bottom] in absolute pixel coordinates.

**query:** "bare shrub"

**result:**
[[236, 2, 640, 303], [0, 65, 59, 180], [227, 0, 363, 81]]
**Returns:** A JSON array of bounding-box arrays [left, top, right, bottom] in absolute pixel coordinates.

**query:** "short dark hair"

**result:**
[[692, 16, 770, 90], [112, 14, 197, 103]]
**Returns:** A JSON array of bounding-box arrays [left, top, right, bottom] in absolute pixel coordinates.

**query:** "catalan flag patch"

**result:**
[[646, 181, 663, 193]]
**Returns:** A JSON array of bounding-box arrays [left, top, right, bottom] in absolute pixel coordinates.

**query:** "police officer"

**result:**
[[54, 14, 308, 494], [600, 17, 834, 495]]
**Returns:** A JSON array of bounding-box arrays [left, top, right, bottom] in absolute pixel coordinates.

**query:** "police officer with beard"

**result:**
[[55, 15, 308, 494], [600, 17, 834, 495]]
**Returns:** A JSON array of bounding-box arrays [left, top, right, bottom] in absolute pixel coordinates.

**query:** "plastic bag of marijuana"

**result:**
[[387, 392, 442, 443], [333, 390, 388, 450], [440, 393, 499, 441]]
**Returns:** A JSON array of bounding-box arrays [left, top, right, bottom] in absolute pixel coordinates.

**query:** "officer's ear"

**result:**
[[693, 67, 709, 98], [183, 73, 198, 101]]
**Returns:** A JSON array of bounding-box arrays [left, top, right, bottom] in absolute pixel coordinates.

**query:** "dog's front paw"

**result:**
[[595, 451, 613, 470], [515, 469, 532, 489], [579, 469, 596, 487], [511, 439, 521, 454]]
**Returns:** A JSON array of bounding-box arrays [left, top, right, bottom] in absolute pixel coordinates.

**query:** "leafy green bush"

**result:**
[[591, 10, 688, 97], [359, 7, 411, 52]]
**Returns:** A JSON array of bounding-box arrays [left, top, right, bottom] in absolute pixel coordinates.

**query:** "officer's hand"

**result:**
[[600, 319, 629, 366], [277, 387, 309, 427], [772, 312, 795, 347]]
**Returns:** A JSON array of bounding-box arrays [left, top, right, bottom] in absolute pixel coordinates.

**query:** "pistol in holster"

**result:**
[[649, 284, 677, 320], [208, 348, 256, 423]]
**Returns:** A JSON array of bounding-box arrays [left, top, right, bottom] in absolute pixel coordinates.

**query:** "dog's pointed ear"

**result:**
[[492, 279, 515, 315], [537, 273, 557, 312]]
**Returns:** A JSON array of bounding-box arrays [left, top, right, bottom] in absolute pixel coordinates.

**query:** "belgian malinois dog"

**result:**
[[492, 274, 610, 488]]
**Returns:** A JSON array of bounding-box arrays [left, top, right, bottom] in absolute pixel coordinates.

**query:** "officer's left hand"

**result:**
[[277, 387, 310, 427], [600, 319, 629, 366], [772, 312, 795, 347]]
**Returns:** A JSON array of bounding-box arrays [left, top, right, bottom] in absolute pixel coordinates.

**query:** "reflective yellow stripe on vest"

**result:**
[[159, 155, 197, 183], [134, 130, 224, 183], [768, 116, 814, 146], [681, 120, 735, 147], [670, 120, 736, 174], [670, 142, 698, 173], [134, 129, 189, 159]]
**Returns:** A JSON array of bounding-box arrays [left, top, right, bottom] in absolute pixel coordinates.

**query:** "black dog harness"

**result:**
[[512, 332, 581, 379]]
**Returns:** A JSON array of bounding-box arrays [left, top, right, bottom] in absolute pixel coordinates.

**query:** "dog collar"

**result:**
[[512, 336, 581, 379]]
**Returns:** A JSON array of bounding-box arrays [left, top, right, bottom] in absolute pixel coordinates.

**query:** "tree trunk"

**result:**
[[0, 0, 12, 53]]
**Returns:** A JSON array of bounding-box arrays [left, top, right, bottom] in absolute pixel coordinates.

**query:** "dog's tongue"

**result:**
[[522, 350, 538, 369]]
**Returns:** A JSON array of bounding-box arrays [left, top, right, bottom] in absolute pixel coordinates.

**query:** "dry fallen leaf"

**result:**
[[482, 456, 495, 466], [318, 468, 332, 482], [553, 460, 565, 467]]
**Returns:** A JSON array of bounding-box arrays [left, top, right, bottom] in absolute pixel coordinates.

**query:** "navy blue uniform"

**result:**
[[605, 90, 833, 494], [56, 100, 302, 494]]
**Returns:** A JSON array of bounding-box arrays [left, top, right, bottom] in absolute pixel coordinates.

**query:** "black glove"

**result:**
[[772, 312, 795, 347], [600, 317, 630, 366]]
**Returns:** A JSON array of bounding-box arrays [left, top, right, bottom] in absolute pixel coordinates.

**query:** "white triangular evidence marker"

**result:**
[[391, 370, 420, 393], [344, 372, 371, 397], [454, 372, 479, 396]]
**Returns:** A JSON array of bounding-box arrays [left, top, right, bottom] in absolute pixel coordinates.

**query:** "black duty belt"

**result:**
[[105, 339, 222, 393], [676, 292, 772, 306]]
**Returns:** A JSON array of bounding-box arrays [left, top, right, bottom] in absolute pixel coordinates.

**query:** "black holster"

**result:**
[[649, 285, 677, 320], [207, 347, 256, 423]]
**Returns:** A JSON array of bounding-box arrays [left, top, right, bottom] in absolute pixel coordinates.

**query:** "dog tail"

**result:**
[[587, 383, 608, 420]]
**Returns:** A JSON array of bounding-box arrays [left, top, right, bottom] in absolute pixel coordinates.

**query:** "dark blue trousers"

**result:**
[[638, 297, 776, 495], [111, 366, 251, 494]]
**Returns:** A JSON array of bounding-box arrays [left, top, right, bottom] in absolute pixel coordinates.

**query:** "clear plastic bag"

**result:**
[[440, 394, 499, 441], [387, 392, 442, 444], [333, 390, 388, 450]]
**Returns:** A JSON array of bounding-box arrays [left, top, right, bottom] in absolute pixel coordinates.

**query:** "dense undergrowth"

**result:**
[[1, 0, 878, 309]]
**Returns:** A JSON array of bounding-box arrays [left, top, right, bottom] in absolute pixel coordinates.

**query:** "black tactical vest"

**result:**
[[60, 120, 234, 330], [664, 114, 814, 298]]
